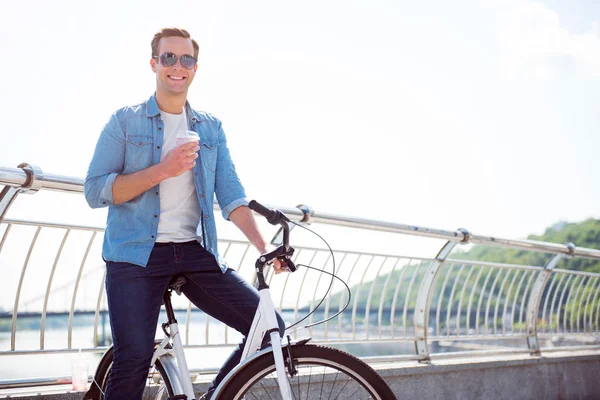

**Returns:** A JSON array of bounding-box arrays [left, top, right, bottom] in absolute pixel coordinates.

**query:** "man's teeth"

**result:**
[[169, 76, 184, 80]]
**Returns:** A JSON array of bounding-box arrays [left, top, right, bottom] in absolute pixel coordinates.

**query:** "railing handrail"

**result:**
[[2, 163, 600, 391], [0, 166, 84, 194], [2, 164, 599, 261]]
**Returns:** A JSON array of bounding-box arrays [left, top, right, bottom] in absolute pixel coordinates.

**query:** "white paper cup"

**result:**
[[71, 360, 88, 391], [176, 130, 200, 147]]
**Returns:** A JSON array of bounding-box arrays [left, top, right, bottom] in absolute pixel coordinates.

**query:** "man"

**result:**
[[84, 27, 285, 400]]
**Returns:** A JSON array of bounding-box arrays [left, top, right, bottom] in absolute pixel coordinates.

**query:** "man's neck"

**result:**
[[155, 90, 187, 114]]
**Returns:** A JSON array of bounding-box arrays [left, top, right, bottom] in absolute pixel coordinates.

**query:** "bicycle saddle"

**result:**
[[167, 275, 187, 296]]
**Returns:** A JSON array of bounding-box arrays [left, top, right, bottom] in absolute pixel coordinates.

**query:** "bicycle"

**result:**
[[85, 200, 396, 399]]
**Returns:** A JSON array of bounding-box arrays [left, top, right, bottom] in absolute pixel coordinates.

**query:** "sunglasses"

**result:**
[[153, 52, 197, 70]]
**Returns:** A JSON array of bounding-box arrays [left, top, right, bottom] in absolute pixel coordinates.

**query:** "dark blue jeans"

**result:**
[[104, 241, 285, 400]]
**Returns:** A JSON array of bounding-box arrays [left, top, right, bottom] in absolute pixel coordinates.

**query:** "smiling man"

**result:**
[[84, 27, 285, 400]]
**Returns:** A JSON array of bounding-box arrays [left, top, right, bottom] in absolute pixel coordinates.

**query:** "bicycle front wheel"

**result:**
[[87, 345, 175, 400], [215, 344, 396, 400], [99, 361, 174, 400]]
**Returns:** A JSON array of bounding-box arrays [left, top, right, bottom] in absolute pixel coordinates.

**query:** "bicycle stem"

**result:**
[[255, 244, 293, 290]]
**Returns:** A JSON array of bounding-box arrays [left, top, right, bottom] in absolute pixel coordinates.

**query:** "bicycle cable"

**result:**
[[284, 221, 352, 332]]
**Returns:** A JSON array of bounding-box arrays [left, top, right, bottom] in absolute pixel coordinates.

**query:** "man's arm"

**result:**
[[229, 206, 268, 252], [229, 206, 285, 273], [111, 164, 168, 205], [85, 110, 201, 208], [210, 120, 285, 271], [212, 121, 249, 220], [112, 141, 199, 205]]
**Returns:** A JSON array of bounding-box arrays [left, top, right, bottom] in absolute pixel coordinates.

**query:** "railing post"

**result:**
[[413, 228, 469, 362], [525, 243, 575, 355], [0, 186, 19, 221], [0, 163, 43, 221]]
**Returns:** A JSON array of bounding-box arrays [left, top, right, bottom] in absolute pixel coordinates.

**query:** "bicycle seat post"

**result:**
[[163, 276, 187, 326], [163, 288, 177, 326]]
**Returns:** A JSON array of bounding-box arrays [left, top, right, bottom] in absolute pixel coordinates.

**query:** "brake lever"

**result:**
[[261, 246, 297, 272], [277, 254, 297, 272]]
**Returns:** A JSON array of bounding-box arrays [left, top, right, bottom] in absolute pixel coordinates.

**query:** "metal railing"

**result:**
[[1, 163, 600, 390]]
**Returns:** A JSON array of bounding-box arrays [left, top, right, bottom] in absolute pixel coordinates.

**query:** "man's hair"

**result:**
[[151, 27, 199, 59]]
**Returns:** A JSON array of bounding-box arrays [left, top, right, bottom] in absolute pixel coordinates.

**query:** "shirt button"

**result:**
[[195, 172, 198, 176], [205, 215, 209, 219], [157, 146, 161, 149], [199, 194, 204, 198], [151, 235, 155, 239], [154, 215, 158, 218], [138, 142, 142, 145], [102, 201, 107, 204], [156, 192, 159, 195], [158, 127, 162, 131]]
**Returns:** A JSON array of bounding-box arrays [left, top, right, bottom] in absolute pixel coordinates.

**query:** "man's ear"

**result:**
[[150, 58, 157, 73]]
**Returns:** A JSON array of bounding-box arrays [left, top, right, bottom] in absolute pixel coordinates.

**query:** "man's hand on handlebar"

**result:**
[[272, 258, 287, 274], [250, 200, 298, 274], [264, 247, 290, 274]]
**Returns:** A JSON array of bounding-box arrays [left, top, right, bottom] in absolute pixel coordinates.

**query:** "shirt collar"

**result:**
[[146, 93, 198, 124], [146, 93, 161, 117]]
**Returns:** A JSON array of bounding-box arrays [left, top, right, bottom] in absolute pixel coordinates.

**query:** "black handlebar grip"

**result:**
[[249, 200, 281, 225], [248, 200, 273, 218]]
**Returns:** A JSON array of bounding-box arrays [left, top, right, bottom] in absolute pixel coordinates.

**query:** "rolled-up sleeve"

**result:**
[[84, 112, 125, 209], [213, 121, 248, 220], [221, 197, 250, 220]]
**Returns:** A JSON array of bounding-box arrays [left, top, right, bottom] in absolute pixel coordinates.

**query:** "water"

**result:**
[[0, 311, 241, 380], [0, 310, 415, 381], [3, 310, 587, 382]]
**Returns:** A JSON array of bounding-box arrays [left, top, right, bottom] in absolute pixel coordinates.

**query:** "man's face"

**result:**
[[151, 36, 198, 95]]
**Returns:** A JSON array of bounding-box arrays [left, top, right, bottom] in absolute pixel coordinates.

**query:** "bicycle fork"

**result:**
[[263, 291, 293, 399], [242, 288, 294, 399]]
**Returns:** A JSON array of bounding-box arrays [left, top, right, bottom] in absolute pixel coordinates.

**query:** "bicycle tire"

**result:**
[[214, 343, 396, 400], [87, 344, 175, 400]]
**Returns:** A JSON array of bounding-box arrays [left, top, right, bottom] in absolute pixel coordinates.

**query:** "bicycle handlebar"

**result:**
[[249, 200, 290, 225], [249, 200, 297, 273]]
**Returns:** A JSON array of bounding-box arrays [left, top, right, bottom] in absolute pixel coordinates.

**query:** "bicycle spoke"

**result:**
[[296, 372, 302, 400], [240, 368, 384, 399], [222, 344, 394, 400], [331, 376, 352, 400], [340, 384, 363, 400], [259, 380, 275, 400], [285, 373, 298, 400], [320, 366, 327, 398], [305, 366, 313, 400], [327, 371, 340, 400]]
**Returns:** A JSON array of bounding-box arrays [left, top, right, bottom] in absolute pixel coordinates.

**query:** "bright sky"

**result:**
[[1, 0, 599, 240]]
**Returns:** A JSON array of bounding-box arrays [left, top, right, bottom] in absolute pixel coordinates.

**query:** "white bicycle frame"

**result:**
[[232, 287, 293, 398], [148, 201, 298, 400], [149, 284, 294, 400], [151, 319, 196, 399]]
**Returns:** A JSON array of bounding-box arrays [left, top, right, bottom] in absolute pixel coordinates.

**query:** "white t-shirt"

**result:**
[[156, 110, 202, 243]]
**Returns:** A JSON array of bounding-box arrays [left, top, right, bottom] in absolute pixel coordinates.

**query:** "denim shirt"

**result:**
[[84, 94, 248, 270]]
